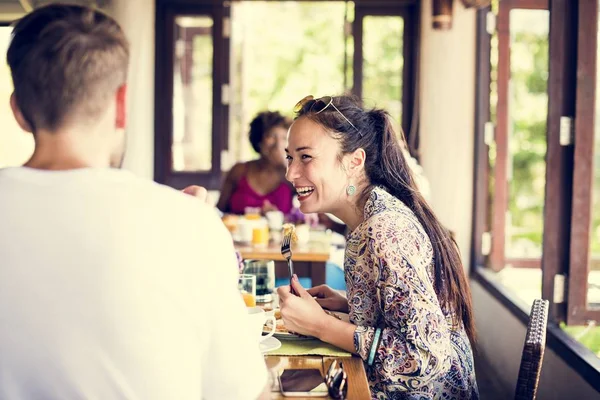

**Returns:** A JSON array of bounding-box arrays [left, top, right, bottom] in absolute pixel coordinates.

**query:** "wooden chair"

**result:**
[[514, 299, 549, 400]]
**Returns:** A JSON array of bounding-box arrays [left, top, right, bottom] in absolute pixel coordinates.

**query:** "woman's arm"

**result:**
[[216, 163, 246, 213], [278, 277, 357, 354], [316, 317, 356, 353], [353, 214, 452, 390]]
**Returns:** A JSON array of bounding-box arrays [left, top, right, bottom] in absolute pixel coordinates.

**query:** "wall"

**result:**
[[419, 2, 599, 398], [419, 0, 476, 268], [472, 281, 600, 399], [108, 0, 156, 179]]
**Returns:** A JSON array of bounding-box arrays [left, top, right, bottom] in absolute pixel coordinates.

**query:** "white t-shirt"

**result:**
[[0, 167, 267, 400]]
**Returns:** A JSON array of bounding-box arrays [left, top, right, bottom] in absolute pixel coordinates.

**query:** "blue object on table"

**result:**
[[325, 262, 346, 290], [275, 262, 346, 290], [275, 277, 312, 288]]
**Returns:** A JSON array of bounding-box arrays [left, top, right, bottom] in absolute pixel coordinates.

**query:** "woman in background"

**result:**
[[217, 111, 293, 215]]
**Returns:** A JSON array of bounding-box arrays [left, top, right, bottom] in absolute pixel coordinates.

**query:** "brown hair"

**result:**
[[295, 95, 476, 344], [249, 111, 292, 153], [7, 4, 129, 132]]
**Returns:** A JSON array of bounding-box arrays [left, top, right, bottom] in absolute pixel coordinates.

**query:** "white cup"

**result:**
[[237, 218, 253, 243], [265, 210, 284, 230], [295, 223, 310, 245], [247, 306, 276, 343]]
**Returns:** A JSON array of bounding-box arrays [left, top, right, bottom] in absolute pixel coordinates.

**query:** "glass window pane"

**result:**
[[362, 16, 403, 137], [0, 27, 34, 167], [487, 9, 549, 308], [506, 9, 549, 261], [172, 16, 213, 172], [228, 1, 353, 166]]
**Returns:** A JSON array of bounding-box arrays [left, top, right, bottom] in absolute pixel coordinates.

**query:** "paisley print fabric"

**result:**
[[346, 187, 479, 399]]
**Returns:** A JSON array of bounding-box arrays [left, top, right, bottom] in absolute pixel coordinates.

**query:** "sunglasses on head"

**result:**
[[294, 95, 360, 134], [325, 360, 348, 399]]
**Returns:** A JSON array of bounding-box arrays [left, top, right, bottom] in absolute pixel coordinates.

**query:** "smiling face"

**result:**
[[285, 117, 350, 214]]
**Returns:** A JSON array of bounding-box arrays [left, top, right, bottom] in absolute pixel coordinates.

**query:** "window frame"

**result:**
[[489, 0, 549, 272], [472, 0, 600, 389], [569, 0, 600, 324], [352, 1, 419, 151], [154, 1, 229, 190], [155, 0, 419, 189]]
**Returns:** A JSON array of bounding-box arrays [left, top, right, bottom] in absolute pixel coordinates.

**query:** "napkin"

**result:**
[[265, 339, 352, 357]]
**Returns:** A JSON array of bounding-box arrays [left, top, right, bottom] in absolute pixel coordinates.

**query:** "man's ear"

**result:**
[[115, 84, 127, 129], [345, 148, 366, 177], [10, 93, 32, 133]]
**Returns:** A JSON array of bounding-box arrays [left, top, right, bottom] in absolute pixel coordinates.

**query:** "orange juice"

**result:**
[[244, 207, 261, 221], [245, 213, 261, 221], [252, 225, 269, 247], [241, 291, 256, 307]]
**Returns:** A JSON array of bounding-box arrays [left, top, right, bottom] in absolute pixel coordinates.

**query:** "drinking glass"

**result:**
[[244, 207, 261, 220], [243, 259, 275, 303], [238, 274, 256, 307], [252, 225, 269, 247]]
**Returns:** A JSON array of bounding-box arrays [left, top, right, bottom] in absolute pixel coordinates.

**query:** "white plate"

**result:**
[[263, 325, 315, 341], [259, 336, 282, 353], [272, 331, 315, 341]]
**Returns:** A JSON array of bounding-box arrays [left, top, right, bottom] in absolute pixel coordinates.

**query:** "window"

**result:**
[[473, 0, 600, 359], [568, 0, 600, 325], [227, 1, 354, 166], [0, 26, 34, 168], [155, 0, 418, 190], [172, 16, 215, 173], [486, 0, 549, 305], [362, 15, 404, 135]]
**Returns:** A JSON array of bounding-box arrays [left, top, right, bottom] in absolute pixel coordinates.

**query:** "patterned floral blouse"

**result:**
[[345, 187, 479, 399]]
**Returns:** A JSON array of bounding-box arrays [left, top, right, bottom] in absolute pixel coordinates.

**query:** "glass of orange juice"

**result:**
[[244, 207, 261, 221], [238, 274, 256, 307], [252, 225, 269, 247]]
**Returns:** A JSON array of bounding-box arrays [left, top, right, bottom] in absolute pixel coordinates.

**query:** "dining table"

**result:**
[[235, 240, 331, 286], [259, 295, 371, 399], [265, 355, 371, 399]]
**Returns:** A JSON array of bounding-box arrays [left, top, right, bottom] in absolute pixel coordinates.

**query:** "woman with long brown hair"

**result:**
[[277, 95, 479, 399]]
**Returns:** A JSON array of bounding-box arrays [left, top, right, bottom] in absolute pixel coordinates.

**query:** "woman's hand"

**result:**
[[182, 185, 210, 203], [277, 275, 330, 338], [261, 200, 279, 214], [307, 285, 349, 313]]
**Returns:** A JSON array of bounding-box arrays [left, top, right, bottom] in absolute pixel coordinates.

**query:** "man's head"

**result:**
[[7, 4, 130, 167]]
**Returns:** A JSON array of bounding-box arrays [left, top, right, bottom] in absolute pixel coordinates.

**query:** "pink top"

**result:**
[[229, 176, 293, 215]]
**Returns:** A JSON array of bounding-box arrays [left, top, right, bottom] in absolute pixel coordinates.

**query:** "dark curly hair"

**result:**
[[249, 111, 292, 153]]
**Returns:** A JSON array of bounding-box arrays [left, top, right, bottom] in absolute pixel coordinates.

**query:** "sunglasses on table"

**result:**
[[325, 360, 348, 399], [294, 95, 361, 134]]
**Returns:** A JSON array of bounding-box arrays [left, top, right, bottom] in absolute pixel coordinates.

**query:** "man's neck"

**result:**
[[24, 129, 112, 170], [24, 156, 105, 170]]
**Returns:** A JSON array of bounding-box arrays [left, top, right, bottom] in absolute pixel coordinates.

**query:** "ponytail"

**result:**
[[367, 109, 476, 345]]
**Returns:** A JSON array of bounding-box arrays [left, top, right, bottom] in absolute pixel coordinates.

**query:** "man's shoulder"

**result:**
[[127, 176, 216, 215], [110, 174, 227, 239]]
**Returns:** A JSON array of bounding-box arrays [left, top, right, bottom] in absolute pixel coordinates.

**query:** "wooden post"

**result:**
[[461, 0, 492, 8]]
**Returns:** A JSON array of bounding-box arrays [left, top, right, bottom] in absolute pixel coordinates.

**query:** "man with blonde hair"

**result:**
[[0, 5, 268, 399]]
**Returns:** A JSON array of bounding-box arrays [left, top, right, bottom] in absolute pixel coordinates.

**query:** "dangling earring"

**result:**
[[346, 184, 356, 196]]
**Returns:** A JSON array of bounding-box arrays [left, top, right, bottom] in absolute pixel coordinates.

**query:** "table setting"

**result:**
[[235, 226, 368, 399]]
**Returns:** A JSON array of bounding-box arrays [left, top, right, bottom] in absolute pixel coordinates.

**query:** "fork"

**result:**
[[281, 231, 296, 295]]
